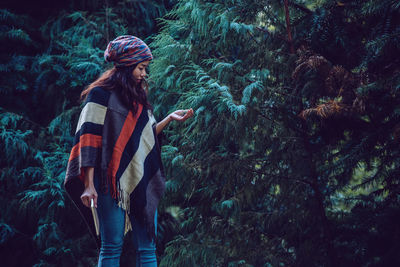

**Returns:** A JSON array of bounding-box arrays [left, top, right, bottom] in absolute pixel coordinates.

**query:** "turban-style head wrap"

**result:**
[[104, 35, 153, 67]]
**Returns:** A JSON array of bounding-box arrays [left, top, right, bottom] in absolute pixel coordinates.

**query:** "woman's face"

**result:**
[[132, 61, 150, 84]]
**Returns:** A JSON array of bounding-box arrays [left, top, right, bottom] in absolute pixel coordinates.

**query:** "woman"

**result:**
[[64, 35, 193, 267]]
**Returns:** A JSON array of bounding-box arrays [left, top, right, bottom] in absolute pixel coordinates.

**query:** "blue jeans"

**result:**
[[96, 184, 157, 267]]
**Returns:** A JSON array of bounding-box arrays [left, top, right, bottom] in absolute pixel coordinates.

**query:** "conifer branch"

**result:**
[[246, 167, 314, 187], [288, 1, 313, 14]]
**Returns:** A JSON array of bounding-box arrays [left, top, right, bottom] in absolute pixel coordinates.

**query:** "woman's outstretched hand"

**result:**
[[169, 108, 194, 122], [156, 108, 194, 135]]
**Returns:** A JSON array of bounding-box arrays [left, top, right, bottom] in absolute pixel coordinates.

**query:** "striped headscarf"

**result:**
[[104, 35, 153, 67]]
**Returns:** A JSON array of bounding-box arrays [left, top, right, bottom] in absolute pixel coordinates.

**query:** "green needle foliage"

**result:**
[[1, 0, 399, 266], [1, 1, 172, 266], [149, 0, 400, 266]]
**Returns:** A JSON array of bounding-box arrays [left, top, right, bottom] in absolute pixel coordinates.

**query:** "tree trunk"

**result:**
[[300, 123, 338, 266], [284, 0, 295, 54]]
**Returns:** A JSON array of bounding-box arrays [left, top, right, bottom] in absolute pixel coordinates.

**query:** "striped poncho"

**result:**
[[64, 86, 165, 241]]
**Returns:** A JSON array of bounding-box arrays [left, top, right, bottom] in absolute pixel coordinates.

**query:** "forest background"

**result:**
[[0, 0, 399, 266]]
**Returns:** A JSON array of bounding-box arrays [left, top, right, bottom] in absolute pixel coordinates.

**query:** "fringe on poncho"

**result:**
[[64, 86, 165, 244]]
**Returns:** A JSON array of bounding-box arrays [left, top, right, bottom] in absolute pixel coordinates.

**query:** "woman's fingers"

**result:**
[[169, 108, 194, 122], [187, 108, 194, 117], [182, 109, 194, 120], [180, 109, 194, 118], [80, 190, 98, 208], [80, 195, 89, 208], [81, 195, 94, 208]]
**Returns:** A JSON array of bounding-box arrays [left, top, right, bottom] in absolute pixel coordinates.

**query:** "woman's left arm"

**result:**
[[156, 108, 194, 135]]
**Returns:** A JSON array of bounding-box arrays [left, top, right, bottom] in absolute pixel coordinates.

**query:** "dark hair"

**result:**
[[81, 64, 152, 114]]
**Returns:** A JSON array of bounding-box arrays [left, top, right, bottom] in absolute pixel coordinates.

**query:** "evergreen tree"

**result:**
[[149, 0, 400, 266], [1, 0, 399, 266]]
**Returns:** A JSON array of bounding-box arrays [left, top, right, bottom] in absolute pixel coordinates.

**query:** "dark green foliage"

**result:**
[[0, 1, 172, 266], [1, 0, 399, 266], [149, 0, 400, 266]]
